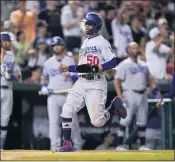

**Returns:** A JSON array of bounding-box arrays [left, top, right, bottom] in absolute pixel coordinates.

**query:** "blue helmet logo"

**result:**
[[51, 36, 64, 47], [83, 12, 103, 35]]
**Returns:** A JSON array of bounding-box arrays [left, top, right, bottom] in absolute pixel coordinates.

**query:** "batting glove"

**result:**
[[41, 86, 49, 95]]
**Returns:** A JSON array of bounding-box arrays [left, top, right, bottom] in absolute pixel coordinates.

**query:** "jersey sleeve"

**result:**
[[114, 62, 126, 81], [13, 61, 22, 80], [41, 62, 49, 79], [158, 44, 171, 55], [101, 40, 116, 62]]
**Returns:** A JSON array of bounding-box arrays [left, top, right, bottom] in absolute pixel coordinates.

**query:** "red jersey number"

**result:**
[[87, 55, 99, 65]]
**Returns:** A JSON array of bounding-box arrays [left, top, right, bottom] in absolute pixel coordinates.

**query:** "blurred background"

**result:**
[[0, 0, 174, 150]]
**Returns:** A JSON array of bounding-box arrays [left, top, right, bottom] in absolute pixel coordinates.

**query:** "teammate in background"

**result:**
[[40, 36, 83, 151], [114, 42, 162, 150], [0, 33, 21, 150], [58, 12, 127, 152]]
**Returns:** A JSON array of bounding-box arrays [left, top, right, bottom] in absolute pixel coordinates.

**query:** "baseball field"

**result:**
[[1, 150, 174, 161]]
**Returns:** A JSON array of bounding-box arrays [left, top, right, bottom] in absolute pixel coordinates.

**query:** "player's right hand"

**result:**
[[40, 86, 49, 95]]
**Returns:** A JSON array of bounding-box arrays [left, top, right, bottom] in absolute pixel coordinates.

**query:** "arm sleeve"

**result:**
[[41, 62, 49, 79], [111, 19, 120, 49], [12, 62, 22, 81], [61, 10, 70, 26], [114, 63, 126, 81], [158, 44, 171, 55], [101, 39, 116, 62]]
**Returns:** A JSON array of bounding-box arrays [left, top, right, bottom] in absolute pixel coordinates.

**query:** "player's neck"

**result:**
[[55, 53, 64, 60], [130, 56, 138, 63], [88, 33, 99, 39]]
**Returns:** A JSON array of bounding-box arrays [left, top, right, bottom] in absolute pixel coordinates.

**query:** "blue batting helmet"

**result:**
[[0, 33, 11, 42], [83, 12, 103, 35], [51, 36, 64, 47]]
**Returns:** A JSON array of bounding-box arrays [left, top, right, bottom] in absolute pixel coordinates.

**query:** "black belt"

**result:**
[[133, 90, 146, 94], [0, 85, 9, 89], [79, 74, 101, 80], [124, 89, 146, 94]]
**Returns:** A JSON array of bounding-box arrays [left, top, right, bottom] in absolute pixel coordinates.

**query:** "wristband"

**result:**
[[68, 65, 77, 72], [10, 74, 15, 80], [152, 87, 160, 94], [41, 83, 47, 87]]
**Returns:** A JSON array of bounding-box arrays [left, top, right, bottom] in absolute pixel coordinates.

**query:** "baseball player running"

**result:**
[[0, 33, 21, 150], [58, 12, 127, 152], [114, 42, 162, 150], [40, 36, 83, 151]]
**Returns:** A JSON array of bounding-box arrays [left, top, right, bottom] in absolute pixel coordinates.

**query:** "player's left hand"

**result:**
[[59, 64, 68, 72], [4, 71, 11, 80]]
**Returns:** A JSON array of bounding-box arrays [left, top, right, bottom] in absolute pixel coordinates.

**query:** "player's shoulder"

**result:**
[[44, 56, 55, 64], [138, 59, 147, 66], [97, 35, 111, 46], [64, 53, 75, 62]]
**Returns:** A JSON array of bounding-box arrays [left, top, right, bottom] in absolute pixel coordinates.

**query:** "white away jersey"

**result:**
[[1, 50, 21, 87], [115, 58, 151, 91], [41, 55, 75, 90], [79, 35, 116, 68]]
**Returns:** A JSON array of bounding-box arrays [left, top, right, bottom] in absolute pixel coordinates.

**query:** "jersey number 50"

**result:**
[[87, 55, 99, 65]]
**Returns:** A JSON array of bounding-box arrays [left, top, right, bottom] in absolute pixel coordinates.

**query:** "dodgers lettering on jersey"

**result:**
[[1, 50, 21, 87], [115, 58, 151, 90], [79, 35, 115, 68], [41, 55, 75, 90]]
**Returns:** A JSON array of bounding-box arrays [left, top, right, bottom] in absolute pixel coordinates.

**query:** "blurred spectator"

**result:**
[[130, 16, 146, 50], [38, 1, 63, 38], [1, 20, 19, 51], [33, 19, 51, 49], [61, 0, 84, 51], [111, 6, 133, 59], [10, 0, 36, 46], [16, 30, 29, 68], [71, 47, 80, 65], [97, 5, 110, 41], [166, 54, 174, 81], [95, 131, 114, 150], [105, 5, 116, 44], [145, 27, 173, 80], [1, 1, 16, 21], [27, 38, 48, 69], [24, 66, 42, 84]]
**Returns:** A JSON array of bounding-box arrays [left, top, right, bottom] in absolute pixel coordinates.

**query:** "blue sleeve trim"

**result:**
[[10, 74, 15, 80], [68, 65, 77, 72], [152, 87, 160, 95], [71, 74, 78, 83], [41, 83, 47, 87], [101, 58, 117, 71]]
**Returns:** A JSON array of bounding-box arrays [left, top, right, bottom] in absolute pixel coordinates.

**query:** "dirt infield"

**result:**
[[1, 150, 174, 161]]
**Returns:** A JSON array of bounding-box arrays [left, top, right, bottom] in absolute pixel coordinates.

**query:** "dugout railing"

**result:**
[[4, 81, 174, 150]]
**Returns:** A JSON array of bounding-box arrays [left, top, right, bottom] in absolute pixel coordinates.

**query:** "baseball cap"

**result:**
[[158, 18, 167, 25], [0, 33, 11, 41], [149, 27, 160, 39]]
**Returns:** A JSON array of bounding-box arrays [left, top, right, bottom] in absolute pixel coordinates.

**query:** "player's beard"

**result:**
[[54, 48, 64, 55]]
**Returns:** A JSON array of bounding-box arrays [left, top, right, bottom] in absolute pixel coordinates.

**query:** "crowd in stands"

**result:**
[[1, 0, 174, 84]]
